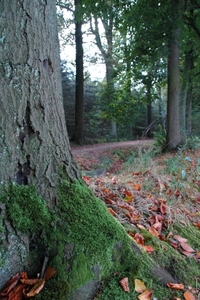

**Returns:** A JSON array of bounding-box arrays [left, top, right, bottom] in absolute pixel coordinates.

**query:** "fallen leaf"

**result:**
[[143, 245, 154, 253], [180, 242, 195, 253], [136, 224, 146, 230], [133, 184, 141, 191], [107, 207, 116, 216], [193, 221, 200, 229], [148, 227, 159, 238], [182, 251, 195, 257], [183, 290, 196, 300], [174, 190, 181, 197], [44, 266, 56, 281], [0, 273, 21, 296], [134, 233, 145, 246], [20, 278, 41, 285], [138, 289, 152, 300], [134, 279, 146, 293], [160, 202, 167, 214], [7, 283, 27, 300], [167, 283, 184, 290], [26, 279, 45, 298], [119, 277, 129, 293], [173, 235, 188, 243]]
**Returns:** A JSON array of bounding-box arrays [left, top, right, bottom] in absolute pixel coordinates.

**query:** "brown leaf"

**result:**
[[173, 235, 188, 243], [183, 290, 196, 300], [180, 242, 195, 253], [107, 207, 116, 216], [160, 202, 167, 214], [20, 278, 41, 285], [119, 277, 130, 293], [26, 279, 45, 298], [0, 273, 21, 296], [7, 283, 27, 300], [138, 289, 153, 300], [134, 279, 146, 293], [44, 266, 56, 281], [134, 233, 145, 246], [167, 283, 184, 290], [182, 251, 195, 258], [148, 227, 159, 238]]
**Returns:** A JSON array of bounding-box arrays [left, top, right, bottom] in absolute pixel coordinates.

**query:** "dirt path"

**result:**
[[71, 139, 154, 155]]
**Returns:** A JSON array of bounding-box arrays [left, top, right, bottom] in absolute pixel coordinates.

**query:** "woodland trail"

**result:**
[[71, 139, 154, 155]]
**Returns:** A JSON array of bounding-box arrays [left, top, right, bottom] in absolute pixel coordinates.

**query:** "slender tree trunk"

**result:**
[[186, 78, 193, 135], [146, 77, 152, 137], [75, 0, 84, 144], [180, 51, 193, 136], [166, 35, 181, 149]]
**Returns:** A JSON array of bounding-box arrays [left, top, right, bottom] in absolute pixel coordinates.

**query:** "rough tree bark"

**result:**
[[0, 0, 79, 204], [166, 0, 182, 149]]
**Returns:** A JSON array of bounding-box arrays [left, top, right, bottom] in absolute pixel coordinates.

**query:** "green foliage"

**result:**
[[153, 124, 166, 151], [0, 184, 50, 234], [35, 279, 70, 300], [181, 135, 200, 150]]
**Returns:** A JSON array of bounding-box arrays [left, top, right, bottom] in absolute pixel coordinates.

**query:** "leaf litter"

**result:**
[[72, 144, 200, 299]]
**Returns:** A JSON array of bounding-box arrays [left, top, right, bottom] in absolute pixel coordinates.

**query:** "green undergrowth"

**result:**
[[0, 180, 199, 299]]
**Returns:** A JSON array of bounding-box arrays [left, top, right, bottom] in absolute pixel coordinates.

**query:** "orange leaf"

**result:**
[[0, 273, 21, 296], [7, 283, 27, 300], [134, 279, 146, 293], [134, 233, 145, 246], [183, 290, 196, 300], [20, 278, 41, 285], [193, 221, 200, 229], [133, 184, 141, 191], [167, 283, 184, 290], [143, 245, 154, 253], [107, 207, 116, 216], [148, 227, 159, 238], [180, 242, 195, 253], [119, 277, 130, 293], [138, 289, 153, 300], [44, 266, 56, 281], [26, 279, 45, 298]]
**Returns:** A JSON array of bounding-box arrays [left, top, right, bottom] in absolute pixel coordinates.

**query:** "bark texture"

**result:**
[[0, 0, 80, 204], [166, 36, 181, 149]]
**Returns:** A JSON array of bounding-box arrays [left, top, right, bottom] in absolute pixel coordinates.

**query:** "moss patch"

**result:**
[[1, 180, 199, 299], [0, 184, 50, 234]]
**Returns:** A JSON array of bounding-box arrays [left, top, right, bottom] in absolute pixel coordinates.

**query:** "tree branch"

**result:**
[[56, 2, 74, 13]]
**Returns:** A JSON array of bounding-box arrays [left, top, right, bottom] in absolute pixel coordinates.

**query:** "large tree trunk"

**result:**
[[0, 0, 79, 204]]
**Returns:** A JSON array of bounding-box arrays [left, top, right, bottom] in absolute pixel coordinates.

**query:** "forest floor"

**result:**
[[71, 140, 200, 300]]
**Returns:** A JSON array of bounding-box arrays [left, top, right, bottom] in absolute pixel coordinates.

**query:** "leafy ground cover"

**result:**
[[72, 143, 200, 300]]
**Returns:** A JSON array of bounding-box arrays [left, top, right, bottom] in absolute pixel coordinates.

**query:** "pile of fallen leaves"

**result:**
[[0, 266, 56, 299]]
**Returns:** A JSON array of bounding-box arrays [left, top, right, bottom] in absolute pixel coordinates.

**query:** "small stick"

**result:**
[[40, 256, 49, 279]]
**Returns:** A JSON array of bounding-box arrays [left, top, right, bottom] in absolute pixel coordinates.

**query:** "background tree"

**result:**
[[74, 0, 84, 144]]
